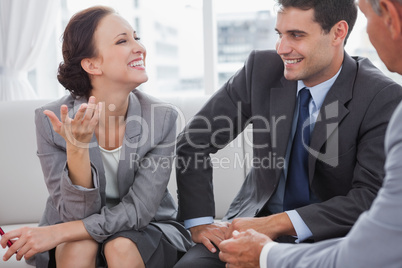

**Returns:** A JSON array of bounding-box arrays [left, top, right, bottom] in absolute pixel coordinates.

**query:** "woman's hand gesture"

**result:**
[[43, 96, 102, 149], [43, 96, 102, 187]]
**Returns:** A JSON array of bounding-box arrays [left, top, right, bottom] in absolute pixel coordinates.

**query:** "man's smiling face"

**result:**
[[275, 7, 340, 87]]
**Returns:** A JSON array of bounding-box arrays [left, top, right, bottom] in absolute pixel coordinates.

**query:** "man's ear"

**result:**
[[380, 0, 402, 40], [81, 58, 102, 76], [332, 20, 348, 45]]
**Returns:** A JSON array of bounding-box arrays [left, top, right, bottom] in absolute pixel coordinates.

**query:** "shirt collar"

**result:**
[[297, 66, 343, 111]]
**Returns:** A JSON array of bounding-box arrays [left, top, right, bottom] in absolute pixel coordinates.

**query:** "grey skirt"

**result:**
[[48, 221, 190, 268]]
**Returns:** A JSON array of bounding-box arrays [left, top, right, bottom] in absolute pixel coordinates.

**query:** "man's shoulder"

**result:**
[[243, 50, 285, 83], [248, 49, 283, 65], [386, 101, 402, 145], [338, 54, 402, 101], [352, 55, 398, 87], [252, 49, 280, 57]]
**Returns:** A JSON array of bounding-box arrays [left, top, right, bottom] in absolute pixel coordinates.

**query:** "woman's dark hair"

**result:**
[[276, 0, 358, 45], [57, 6, 115, 99]]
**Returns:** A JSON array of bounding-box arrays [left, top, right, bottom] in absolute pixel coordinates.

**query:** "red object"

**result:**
[[0, 227, 13, 247]]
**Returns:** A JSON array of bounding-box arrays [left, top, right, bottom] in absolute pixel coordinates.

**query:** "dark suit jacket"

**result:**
[[266, 101, 402, 268], [176, 50, 402, 241]]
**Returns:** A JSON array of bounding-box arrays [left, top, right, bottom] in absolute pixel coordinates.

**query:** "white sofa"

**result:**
[[0, 95, 251, 267]]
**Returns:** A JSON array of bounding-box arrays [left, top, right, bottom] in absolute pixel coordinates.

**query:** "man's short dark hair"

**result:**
[[276, 0, 358, 44]]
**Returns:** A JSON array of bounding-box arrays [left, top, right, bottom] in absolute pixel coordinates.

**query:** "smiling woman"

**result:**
[[0, 5, 192, 268], [78, 12, 149, 100]]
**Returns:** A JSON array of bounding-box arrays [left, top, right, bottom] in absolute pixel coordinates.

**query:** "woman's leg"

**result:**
[[55, 239, 98, 268], [104, 237, 145, 268]]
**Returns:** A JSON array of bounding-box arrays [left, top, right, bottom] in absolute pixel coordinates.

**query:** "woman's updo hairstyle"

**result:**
[[57, 6, 115, 99]]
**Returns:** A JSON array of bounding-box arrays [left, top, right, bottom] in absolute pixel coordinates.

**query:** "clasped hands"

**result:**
[[190, 213, 293, 267]]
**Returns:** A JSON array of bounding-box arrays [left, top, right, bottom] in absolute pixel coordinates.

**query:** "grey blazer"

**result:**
[[266, 101, 402, 268], [176, 50, 402, 241], [32, 91, 191, 267]]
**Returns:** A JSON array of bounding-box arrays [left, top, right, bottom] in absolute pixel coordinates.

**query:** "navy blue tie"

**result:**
[[284, 88, 311, 211]]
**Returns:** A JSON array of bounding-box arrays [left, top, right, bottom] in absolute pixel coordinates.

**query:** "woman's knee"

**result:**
[[56, 239, 98, 268], [104, 237, 136, 257], [104, 237, 144, 267]]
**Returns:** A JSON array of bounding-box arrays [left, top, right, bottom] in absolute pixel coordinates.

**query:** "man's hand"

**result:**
[[225, 213, 296, 240], [219, 229, 272, 267], [190, 222, 230, 253]]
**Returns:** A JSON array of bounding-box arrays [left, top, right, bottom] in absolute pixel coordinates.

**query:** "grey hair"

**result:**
[[367, 0, 382, 14], [367, 0, 402, 15]]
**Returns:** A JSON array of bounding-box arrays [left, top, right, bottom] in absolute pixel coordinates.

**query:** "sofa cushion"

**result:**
[[0, 100, 50, 226]]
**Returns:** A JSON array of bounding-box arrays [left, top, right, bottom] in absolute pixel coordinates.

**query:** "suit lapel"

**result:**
[[270, 77, 297, 179], [308, 53, 356, 181], [72, 94, 142, 201], [88, 134, 106, 202], [117, 93, 142, 197]]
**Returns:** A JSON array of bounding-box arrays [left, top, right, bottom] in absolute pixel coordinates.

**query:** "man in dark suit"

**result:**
[[174, 0, 402, 267], [218, 0, 402, 267]]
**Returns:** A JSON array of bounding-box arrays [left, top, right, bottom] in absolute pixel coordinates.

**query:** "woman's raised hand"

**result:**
[[43, 96, 102, 148]]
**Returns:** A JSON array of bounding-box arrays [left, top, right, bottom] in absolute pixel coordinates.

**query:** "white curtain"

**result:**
[[0, 0, 58, 101]]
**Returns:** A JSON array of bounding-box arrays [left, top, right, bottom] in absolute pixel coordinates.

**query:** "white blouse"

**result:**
[[99, 146, 122, 208]]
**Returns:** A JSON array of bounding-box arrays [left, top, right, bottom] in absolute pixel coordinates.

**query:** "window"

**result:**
[[214, 1, 277, 87], [28, 0, 402, 100]]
